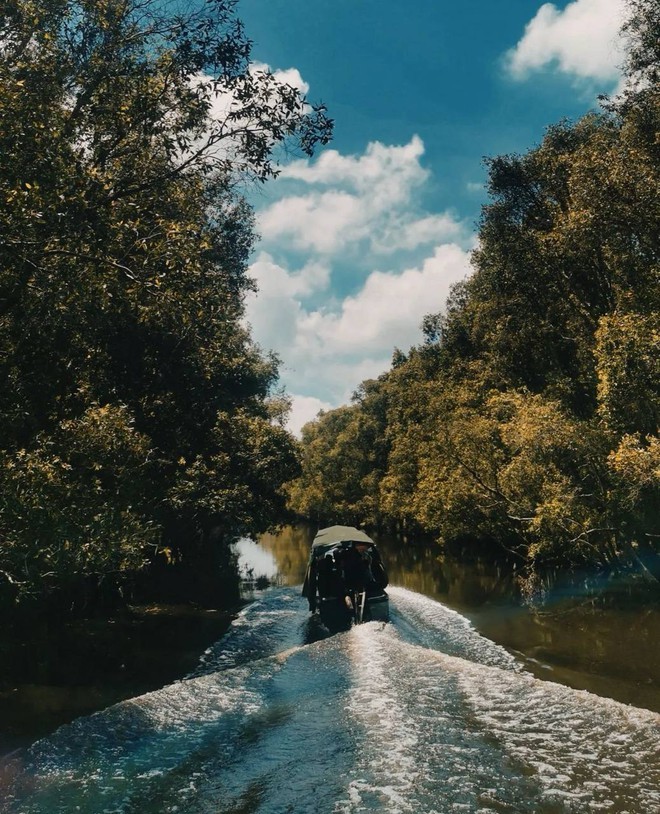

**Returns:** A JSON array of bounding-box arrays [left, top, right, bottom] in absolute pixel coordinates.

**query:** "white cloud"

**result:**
[[247, 253, 330, 354], [506, 0, 626, 84], [244, 137, 476, 427], [246, 242, 472, 407], [249, 252, 330, 299], [250, 62, 310, 95], [467, 181, 485, 194], [281, 136, 427, 192], [307, 244, 472, 355], [259, 190, 364, 253], [257, 136, 469, 256], [287, 395, 334, 437], [373, 213, 463, 253]]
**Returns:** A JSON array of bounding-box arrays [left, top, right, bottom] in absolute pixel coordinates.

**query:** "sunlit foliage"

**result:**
[[288, 0, 659, 574]]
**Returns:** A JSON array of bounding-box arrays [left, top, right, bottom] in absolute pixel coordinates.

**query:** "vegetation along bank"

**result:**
[[0, 0, 331, 618], [287, 1, 659, 580]]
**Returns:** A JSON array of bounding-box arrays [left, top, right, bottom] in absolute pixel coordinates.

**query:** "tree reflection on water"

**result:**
[[259, 524, 660, 714], [259, 524, 516, 608]]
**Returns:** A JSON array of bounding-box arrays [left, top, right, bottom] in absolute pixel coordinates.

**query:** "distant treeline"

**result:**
[[288, 2, 659, 575], [0, 0, 331, 615]]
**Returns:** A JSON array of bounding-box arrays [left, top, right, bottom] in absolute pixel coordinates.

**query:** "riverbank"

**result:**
[[0, 603, 236, 757]]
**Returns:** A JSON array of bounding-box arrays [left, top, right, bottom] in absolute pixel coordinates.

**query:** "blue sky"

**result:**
[[236, 0, 627, 433]]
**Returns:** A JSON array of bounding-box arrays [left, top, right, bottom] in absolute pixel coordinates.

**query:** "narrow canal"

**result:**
[[2, 527, 660, 813]]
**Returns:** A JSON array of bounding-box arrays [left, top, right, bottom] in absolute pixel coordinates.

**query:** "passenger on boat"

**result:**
[[303, 540, 389, 613], [304, 549, 340, 612], [338, 543, 388, 596], [317, 548, 345, 598]]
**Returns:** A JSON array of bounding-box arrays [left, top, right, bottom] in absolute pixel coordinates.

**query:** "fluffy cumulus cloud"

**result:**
[[286, 395, 335, 437], [258, 190, 363, 254], [247, 253, 331, 356], [281, 136, 427, 190], [246, 246, 472, 434], [244, 133, 476, 435], [506, 0, 626, 84], [303, 244, 472, 355], [258, 136, 467, 256], [250, 63, 310, 95]]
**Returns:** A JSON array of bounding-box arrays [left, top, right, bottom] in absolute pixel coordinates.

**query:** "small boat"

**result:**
[[302, 525, 389, 628]]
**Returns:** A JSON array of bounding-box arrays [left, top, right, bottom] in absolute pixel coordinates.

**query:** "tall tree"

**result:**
[[288, 0, 660, 574], [0, 0, 332, 608]]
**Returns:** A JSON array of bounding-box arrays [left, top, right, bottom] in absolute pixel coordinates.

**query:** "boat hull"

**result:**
[[318, 591, 389, 629]]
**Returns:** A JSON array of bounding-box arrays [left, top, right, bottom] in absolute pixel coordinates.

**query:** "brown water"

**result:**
[[259, 524, 660, 714], [0, 605, 234, 757]]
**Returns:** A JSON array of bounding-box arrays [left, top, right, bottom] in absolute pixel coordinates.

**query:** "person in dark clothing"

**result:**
[[302, 558, 317, 611], [338, 542, 388, 594], [317, 548, 346, 597], [302, 540, 389, 613], [302, 546, 346, 611]]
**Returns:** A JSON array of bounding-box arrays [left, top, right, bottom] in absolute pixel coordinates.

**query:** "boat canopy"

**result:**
[[311, 525, 374, 550]]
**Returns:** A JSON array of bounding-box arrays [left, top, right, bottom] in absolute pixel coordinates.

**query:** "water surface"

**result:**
[[3, 585, 659, 813], [3, 528, 660, 813], [261, 526, 660, 712]]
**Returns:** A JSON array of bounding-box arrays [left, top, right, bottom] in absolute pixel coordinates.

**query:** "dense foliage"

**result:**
[[0, 0, 332, 610], [288, 1, 659, 575]]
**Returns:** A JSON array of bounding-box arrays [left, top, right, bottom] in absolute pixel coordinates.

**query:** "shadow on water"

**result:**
[[300, 614, 336, 645], [0, 605, 236, 758]]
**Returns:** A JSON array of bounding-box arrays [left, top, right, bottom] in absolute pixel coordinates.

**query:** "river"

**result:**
[[2, 527, 660, 813]]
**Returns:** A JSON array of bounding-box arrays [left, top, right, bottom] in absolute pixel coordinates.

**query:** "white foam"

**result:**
[[336, 623, 421, 813], [388, 586, 520, 671], [7, 587, 660, 814], [334, 617, 660, 813]]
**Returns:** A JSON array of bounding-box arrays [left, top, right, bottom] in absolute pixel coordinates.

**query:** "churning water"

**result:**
[[2, 587, 659, 813]]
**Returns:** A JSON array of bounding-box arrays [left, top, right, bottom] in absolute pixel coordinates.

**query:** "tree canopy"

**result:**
[[288, 0, 659, 576], [0, 0, 332, 610]]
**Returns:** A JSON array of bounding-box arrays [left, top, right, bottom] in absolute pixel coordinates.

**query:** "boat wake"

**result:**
[[2, 587, 659, 813]]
